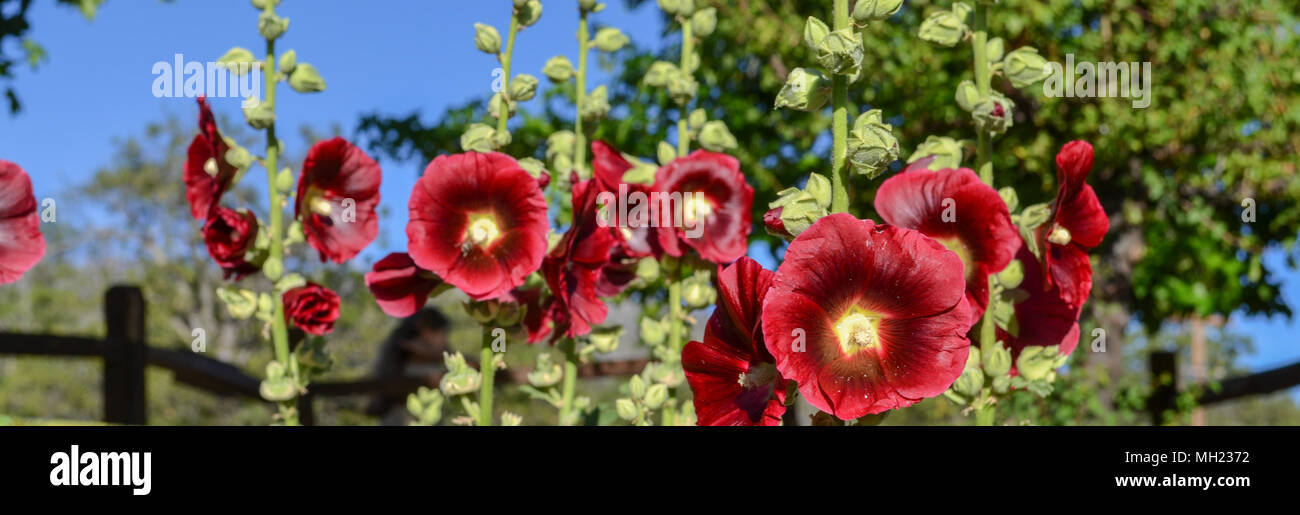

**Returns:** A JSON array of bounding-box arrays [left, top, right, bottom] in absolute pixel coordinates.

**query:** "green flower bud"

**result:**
[[691, 7, 717, 37], [852, 0, 903, 24], [907, 135, 964, 170], [259, 376, 297, 402], [542, 55, 574, 82], [579, 0, 599, 11], [657, 0, 693, 16], [998, 186, 1019, 212], [698, 120, 737, 152], [516, 0, 543, 27], [546, 130, 576, 172], [986, 37, 1005, 63], [250, 0, 280, 9], [846, 109, 898, 178], [657, 140, 677, 166], [768, 173, 831, 238], [982, 340, 1012, 377], [955, 79, 980, 112], [681, 272, 717, 309], [517, 157, 548, 182], [527, 353, 563, 388], [643, 61, 678, 87], [615, 398, 638, 421], [508, 73, 539, 102], [996, 258, 1024, 289], [952, 366, 984, 397], [639, 316, 667, 346], [460, 123, 498, 153], [216, 286, 258, 320], [1015, 345, 1059, 382], [775, 67, 832, 112], [803, 16, 830, 51], [439, 352, 482, 396], [635, 257, 660, 282], [277, 49, 297, 73], [629, 374, 648, 399], [288, 63, 326, 93], [242, 101, 275, 130], [473, 23, 501, 54], [579, 85, 610, 121], [815, 28, 864, 76], [665, 70, 698, 106], [644, 384, 668, 409], [589, 325, 623, 354], [688, 108, 707, 130], [972, 93, 1014, 136], [621, 154, 658, 183], [593, 27, 629, 53], [258, 12, 289, 41], [489, 91, 515, 121], [218, 47, 258, 74], [1003, 46, 1051, 88], [1019, 202, 1053, 230], [918, 9, 967, 47]]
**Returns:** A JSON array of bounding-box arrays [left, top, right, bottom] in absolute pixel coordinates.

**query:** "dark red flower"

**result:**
[[1037, 140, 1109, 308], [202, 206, 260, 280], [295, 137, 382, 264], [365, 252, 444, 318], [407, 152, 548, 301], [283, 282, 341, 336], [762, 214, 972, 420], [183, 97, 239, 220], [683, 257, 788, 426], [0, 160, 45, 285], [513, 287, 552, 344], [653, 151, 753, 264], [874, 167, 1020, 326], [1001, 246, 1082, 368], [591, 140, 661, 260], [541, 176, 617, 340]]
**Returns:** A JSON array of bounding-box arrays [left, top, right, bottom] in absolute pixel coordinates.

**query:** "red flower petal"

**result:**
[[183, 97, 239, 220], [542, 177, 616, 340], [202, 206, 260, 280], [1054, 140, 1094, 203], [1059, 183, 1108, 250], [365, 252, 443, 318], [761, 214, 971, 419], [653, 151, 753, 264], [407, 152, 548, 301], [875, 167, 1020, 325], [296, 137, 382, 263], [0, 160, 45, 285], [1002, 247, 1082, 366], [1046, 242, 1094, 309], [283, 282, 341, 336]]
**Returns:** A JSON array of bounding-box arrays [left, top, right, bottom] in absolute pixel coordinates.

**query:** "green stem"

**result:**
[[975, 402, 996, 426], [496, 14, 520, 135], [557, 340, 579, 425], [972, 3, 993, 185], [676, 18, 694, 156], [829, 0, 850, 214], [668, 260, 683, 354], [573, 12, 590, 174], [478, 328, 495, 426], [262, 2, 296, 426]]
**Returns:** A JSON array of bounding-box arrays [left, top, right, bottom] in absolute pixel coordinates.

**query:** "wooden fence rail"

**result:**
[[0, 285, 649, 425]]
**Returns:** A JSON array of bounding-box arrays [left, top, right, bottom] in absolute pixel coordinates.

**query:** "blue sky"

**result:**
[[1, 1, 1296, 390]]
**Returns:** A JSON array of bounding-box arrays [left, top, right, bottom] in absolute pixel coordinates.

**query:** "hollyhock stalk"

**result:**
[[972, 4, 993, 185], [497, 15, 520, 136], [573, 12, 590, 172], [260, 0, 298, 424], [667, 13, 695, 356], [829, 0, 850, 214]]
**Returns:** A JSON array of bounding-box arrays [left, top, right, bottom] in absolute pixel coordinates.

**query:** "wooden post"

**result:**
[[1148, 351, 1177, 426], [297, 392, 315, 426], [104, 286, 147, 425], [1189, 317, 1206, 426]]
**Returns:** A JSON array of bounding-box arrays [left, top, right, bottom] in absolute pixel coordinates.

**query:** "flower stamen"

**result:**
[[1047, 224, 1072, 245], [834, 311, 880, 355]]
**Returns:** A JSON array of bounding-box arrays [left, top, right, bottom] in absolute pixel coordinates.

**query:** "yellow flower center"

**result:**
[[310, 196, 333, 216], [683, 193, 713, 225], [834, 311, 880, 355], [1047, 224, 1072, 245], [465, 214, 502, 248]]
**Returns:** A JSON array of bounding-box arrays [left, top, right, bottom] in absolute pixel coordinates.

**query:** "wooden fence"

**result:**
[[0, 285, 647, 425]]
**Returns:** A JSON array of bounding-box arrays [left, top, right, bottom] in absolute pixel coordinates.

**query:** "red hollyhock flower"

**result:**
[[513, 287, 552, 344], [591, 141, 661, 259], [541, 176, 617, 340], [365, 252, 444, 318], [202, 206, 260, 280], [653, 151, 753, 264], [296, 137, 382, 264], [407, 152, 548, 301], [0, 160, 45, 285], [1001, 246, 1081, 368], [1037, 140, 1108, 308], [184, 97, 239, 220], [874, 167, 1020, 325], [283, 282, 341, 336], [682, 257, 788, 426], [762, 214, 972, 419]]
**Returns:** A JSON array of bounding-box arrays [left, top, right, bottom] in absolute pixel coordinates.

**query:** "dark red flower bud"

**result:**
[[202, 206, 260, 280], [282, 282, 341, 336]]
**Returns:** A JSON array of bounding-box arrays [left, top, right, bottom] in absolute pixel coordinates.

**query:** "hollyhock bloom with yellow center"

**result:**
[[874, 167, 1020, 326], [406, 152, 548, 301], [653, 151, 753, 264], [1037, 140, 1109, 308], [183, 97, 239, 220], [0, 160, 45, 285], [762, 214, 972, 419], [682, 257, 787, 426], [295, 137, 382, 263]]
